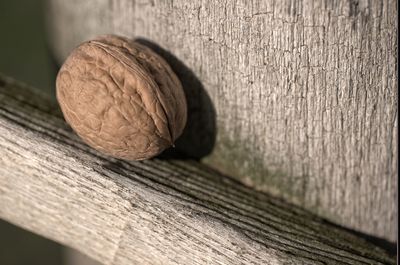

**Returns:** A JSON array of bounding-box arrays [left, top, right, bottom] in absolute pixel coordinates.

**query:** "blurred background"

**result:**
[[0, 1, 99, 264]]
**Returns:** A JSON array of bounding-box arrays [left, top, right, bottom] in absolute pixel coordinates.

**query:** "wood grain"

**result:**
[[46, 0, 398, 241], [0, 74, 395, 264]]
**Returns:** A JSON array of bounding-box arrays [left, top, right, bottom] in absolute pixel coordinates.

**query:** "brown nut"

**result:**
[[56, 35, 187, 160]]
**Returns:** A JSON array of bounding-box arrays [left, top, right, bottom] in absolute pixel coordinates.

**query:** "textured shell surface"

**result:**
[[56, 35, 187, 160]]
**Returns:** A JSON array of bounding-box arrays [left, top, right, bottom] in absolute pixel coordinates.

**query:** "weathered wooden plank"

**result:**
[[46, 0, 398, 241], [0, 74, 394, 264]]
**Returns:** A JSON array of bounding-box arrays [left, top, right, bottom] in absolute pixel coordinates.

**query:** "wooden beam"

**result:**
[[46, 0, 398, 241], [0, 74, 394, 264]]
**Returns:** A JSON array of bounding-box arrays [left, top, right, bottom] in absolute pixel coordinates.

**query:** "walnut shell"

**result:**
[[56, 35, 187, 160]]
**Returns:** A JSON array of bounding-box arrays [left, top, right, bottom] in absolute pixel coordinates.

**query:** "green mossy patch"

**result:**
[[203, 127, 336, 221]]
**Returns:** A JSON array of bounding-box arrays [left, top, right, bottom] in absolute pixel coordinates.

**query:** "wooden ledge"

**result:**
[[0, 74, 394, 264]]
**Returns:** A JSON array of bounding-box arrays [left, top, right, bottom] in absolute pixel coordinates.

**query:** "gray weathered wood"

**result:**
[[0, 74, 395, 264], [46, 0, 398, 242]]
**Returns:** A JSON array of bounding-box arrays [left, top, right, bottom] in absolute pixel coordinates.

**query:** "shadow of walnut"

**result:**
[[135, 38, 216, 160]]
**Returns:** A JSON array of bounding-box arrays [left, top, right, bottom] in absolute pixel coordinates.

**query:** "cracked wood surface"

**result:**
[[0, 74, 395, 264], [46, 0, 398, 242]]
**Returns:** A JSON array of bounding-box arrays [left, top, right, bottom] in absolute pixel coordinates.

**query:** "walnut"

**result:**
[[56, 35, 187, 160]]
